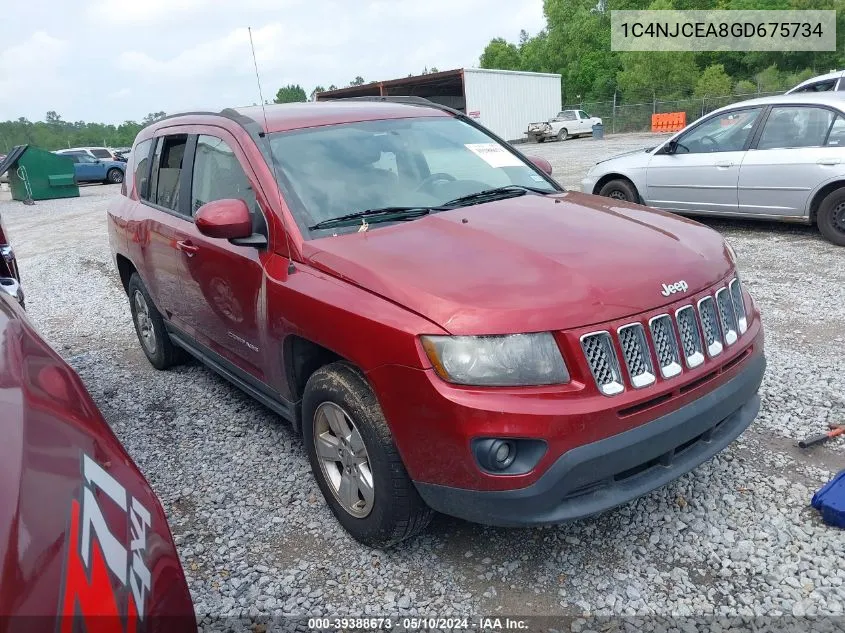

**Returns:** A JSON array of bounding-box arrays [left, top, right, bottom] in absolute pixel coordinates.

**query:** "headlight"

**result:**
[[421, 333, 569, 386]]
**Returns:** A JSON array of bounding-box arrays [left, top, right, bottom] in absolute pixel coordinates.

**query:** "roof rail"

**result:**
[[327, 95, 463, 117]]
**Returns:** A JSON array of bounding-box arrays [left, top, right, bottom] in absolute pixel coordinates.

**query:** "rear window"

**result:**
[[91, 149, 112, 158], [132, 139, 153, 198]]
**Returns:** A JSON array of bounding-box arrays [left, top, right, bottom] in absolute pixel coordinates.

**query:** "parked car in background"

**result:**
[[56, 146, 121, 162], [63, 151, 125, 184], [582, 93, 845, 246], [786, 70, 845, 94], [0, 285, 196, 630], [527, 109, 602, 142], [112, 147, 132, 162], [0, 155, 7, 185], [109, 100, 764, 547]]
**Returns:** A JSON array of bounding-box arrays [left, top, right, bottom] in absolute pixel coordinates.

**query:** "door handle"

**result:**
[[714, 161, 734, 168], [817, 158, 840, 166], [176, 240, 199, 257]]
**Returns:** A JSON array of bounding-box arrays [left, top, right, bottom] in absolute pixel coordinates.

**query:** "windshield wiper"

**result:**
[[441, 185, 550, 209], [309, 206, 443, 230]]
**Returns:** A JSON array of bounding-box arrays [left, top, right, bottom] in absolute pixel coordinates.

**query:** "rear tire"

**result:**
[[302, 362, 433, 548], [127, 273, 182, 370], [817, 188, 845, 246], [598, 178, 638, 203], [557, 128, 569, 141]]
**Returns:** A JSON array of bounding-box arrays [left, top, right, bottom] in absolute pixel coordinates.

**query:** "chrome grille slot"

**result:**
[[675, 305, 704, 369], [729, 277, 747, 334], [715, 287, 738, 345], [648, 314, 682, 379], [580, 331, 624, 396], [617, 324, 655, 388], [697, 296, 723, 357]]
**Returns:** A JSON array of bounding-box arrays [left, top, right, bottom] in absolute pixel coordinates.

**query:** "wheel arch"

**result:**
[[807, 179, 845, 225], [593, 173, 641, 201], [115, 254, 136, 294]]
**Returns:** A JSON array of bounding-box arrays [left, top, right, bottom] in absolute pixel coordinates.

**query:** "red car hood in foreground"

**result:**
[[304, 192, 733, 335], [0, 294, 195, 632]]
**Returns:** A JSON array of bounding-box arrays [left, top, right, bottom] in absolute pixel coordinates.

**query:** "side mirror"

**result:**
[[195, 199, 253, 240], [660, 140, 678, 155], [0, 277, 24, 308], [526, 155, 553, 176]]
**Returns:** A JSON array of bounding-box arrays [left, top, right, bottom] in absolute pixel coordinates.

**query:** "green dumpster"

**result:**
[[0, 145, 79, 201]]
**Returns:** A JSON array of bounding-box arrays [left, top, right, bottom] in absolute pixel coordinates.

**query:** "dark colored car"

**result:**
[[0, 283, 195, 629], [108, 100, 765, 547], [0, 211, 23, 306], [63, 151, 125, 184]]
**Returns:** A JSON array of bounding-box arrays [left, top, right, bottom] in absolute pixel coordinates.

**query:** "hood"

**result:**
[[596, 146, 655, 165], [303, 192, 733, 335]]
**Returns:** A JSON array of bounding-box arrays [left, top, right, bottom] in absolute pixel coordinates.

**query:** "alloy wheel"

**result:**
[[833, 201, 845, 235], [312, 401, 374, 518], [133, 290, 157, 355]]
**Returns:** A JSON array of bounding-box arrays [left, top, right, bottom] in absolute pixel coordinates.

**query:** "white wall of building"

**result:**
[[463, 69, 562, 142]]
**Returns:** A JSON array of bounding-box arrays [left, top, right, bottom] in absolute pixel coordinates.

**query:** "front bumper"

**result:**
[[414, 351, 764, 527]]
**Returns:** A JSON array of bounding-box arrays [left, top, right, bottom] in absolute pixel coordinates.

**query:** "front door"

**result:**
[[738, 105, 845, 218], [645, 107, 763, 215], [73, 155, 104, 182], [175, 132, 269, 381]]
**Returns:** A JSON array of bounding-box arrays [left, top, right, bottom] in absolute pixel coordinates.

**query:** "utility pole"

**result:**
[[612, 90, 617, 134]]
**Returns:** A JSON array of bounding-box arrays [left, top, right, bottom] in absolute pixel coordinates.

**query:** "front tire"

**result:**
[[598, 178, 638, 203], [127, 273, 182, 370], [302, 362, 433, 547], [107, 168, 124, 184], [557, 128, 569, 141], [817, 188, 845, 246]]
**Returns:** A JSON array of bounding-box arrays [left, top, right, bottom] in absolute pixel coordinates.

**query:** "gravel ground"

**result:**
[[1, 134, 843, 631]]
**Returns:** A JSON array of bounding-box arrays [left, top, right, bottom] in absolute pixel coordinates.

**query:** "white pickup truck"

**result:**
[[526, 109, 603, 143]]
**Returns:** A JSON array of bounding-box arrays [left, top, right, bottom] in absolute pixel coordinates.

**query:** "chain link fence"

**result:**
[[564, 91, 785, 134]]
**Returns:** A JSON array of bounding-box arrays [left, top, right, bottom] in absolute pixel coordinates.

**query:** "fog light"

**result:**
[[488, 439, 516, 470], [472, 437, 547, 475]]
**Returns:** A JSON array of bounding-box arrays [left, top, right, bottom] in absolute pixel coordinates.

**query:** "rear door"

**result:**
[[738, 105, 845, 218], [134, 133, 194, 325], [645, 106, 763, 215]]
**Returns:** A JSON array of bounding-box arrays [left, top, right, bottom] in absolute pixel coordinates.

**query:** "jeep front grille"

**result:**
[[715, 287, 738, 345], [675, 305, 705, 368], [580, 278, 749, 395], [580, 331, 624, 396], [729, 278, 747, 334], [617, 324, 655, 388], [648, 314, 682, 379], [697, 296, 723, 358]]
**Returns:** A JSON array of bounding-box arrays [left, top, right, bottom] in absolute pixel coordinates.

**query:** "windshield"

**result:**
[[91, 149, 112, 158], [269, 116, 557, 235]]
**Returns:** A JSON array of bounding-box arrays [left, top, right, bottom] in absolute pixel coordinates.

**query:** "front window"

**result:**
[[674, 107, 763, 153], [578, 110, 590, 120], [269, 116, 556, 235], [91, 148, 112, 158]]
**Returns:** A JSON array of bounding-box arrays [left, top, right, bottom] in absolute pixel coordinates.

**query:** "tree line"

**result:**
[[0, 111, 167, 154], [480, 0, 845, 105]]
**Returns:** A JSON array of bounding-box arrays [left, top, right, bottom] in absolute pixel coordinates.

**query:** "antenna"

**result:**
[[248, 26, 296, 275]]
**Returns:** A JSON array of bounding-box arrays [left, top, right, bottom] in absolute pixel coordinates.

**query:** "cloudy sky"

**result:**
[[0, 0, 546, 124]]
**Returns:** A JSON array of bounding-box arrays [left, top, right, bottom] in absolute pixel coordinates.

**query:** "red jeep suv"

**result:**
[[108, 99, 765, 547]]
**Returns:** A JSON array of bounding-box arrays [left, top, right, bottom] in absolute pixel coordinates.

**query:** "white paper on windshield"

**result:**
[[465, 143, 523, 168]]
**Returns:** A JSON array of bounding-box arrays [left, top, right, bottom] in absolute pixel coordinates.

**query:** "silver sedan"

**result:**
[[581, 93, 845, 246]]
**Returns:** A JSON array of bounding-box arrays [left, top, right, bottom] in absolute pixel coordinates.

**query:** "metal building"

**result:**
[[316, 68, 562, 142]]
